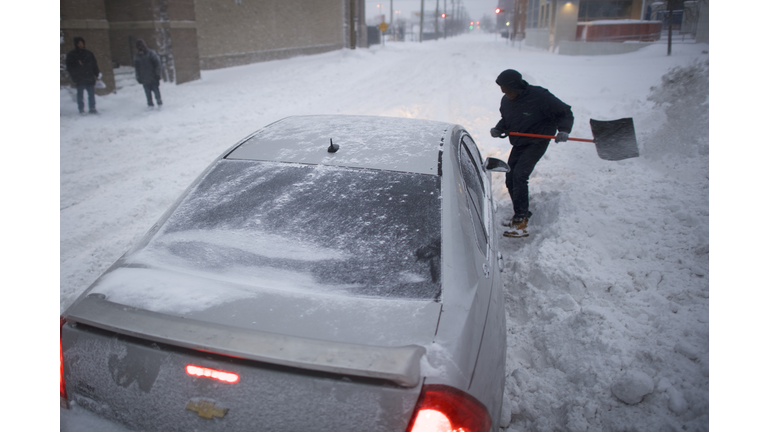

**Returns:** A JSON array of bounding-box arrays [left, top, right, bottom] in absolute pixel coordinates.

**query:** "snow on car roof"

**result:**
[[226, 115, 453, 175]]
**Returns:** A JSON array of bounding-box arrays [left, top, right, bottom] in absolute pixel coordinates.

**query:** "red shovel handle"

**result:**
[[505, 131, 594, 143]]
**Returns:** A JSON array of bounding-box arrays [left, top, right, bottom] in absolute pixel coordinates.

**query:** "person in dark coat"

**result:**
[[65, 37, 100, 114], [490, 69, 574, 238], [133, 39, 163, 108]]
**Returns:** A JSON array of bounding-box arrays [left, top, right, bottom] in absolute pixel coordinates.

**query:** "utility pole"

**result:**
[[667, 3, 672, 56], [349, 0, 356, 49], [512, 0, 520, 38], [451, 0, 455, 37], [443, 0, 447, 39], [420, 0, 425, 42], [435, 0, 439, 41], [667, 0, 683, 55]]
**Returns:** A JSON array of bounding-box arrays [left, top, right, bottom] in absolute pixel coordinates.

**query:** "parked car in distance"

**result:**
[[61, 115, 509, 431]]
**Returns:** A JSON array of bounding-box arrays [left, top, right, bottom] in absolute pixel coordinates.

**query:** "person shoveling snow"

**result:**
[[490, 69, 574, 238], [490, 69, 642, 239]]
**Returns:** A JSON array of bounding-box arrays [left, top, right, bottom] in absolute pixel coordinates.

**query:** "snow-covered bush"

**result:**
[[644, 60, 709, 159]]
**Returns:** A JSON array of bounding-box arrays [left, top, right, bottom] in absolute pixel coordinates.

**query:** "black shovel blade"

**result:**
[[589, 118, 639, 161]]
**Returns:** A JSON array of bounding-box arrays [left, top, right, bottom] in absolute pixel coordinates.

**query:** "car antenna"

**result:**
[[327, 138, 339, 153]]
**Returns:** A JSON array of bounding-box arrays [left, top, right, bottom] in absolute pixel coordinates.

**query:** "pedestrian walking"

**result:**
[[65, 37, 100, 115], [490, 69, 574, 238], [134, 39, 163, 108]]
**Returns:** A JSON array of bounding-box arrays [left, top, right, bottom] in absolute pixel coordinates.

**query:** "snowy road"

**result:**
[[60, 33, 709, 431]]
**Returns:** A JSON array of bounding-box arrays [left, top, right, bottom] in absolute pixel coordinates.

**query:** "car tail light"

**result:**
[[405, 384, 491, 432], [185, 365, 240, 383], [60, 318, 69, 409]]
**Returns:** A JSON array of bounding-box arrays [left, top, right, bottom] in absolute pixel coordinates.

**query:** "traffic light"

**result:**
[[495, 8, 505, 14], [441, 13, 446, 18]]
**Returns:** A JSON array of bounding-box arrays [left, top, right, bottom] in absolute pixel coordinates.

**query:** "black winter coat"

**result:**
[[65, 38, 100, 85], [495, 85, 574, 147], [134, 49, 162, 85]]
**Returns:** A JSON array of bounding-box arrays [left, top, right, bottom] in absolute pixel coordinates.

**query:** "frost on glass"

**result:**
[[137, 160, 442, 301]]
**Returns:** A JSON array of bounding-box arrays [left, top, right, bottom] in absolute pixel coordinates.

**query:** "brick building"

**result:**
[[61, 0, 367, 94]]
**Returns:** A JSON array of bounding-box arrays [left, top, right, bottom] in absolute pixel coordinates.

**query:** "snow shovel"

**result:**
[[501, 118, 639, 161]]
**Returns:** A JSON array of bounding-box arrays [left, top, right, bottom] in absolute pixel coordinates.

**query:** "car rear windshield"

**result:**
[[141, 160, 442, 301]]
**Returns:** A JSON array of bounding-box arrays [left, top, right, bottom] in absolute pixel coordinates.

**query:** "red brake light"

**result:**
[[60, 318, 69, 409], [186, 365, 240, 383], [406, 384, 492, 432]]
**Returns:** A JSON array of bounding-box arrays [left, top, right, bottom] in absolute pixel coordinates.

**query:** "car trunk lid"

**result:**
[[65, 293, 435, 387], [62, 313, 424, 431]]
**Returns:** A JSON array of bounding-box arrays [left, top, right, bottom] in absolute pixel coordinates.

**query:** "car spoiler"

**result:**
[[64, 296, 425, 387]]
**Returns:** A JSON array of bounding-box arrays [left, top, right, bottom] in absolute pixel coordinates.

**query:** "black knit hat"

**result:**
[[136, 39, 148, 51], [496, 69, 528, 91]]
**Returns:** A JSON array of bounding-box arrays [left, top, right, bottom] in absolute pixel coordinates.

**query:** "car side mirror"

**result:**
[[483, 157, 510, 173]]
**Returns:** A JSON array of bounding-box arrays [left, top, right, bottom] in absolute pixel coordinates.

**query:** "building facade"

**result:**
[[61, 0, 367, 93], [506, 0, 708, 54]]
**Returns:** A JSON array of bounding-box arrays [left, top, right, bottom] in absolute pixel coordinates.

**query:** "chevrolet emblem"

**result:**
[[186, 399, 229, 419]]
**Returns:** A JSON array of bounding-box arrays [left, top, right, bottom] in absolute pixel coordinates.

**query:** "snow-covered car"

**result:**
[[60, 115, 509, 431]]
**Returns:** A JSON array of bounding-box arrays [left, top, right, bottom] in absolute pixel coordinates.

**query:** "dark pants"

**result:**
[[76, 83, 96, 112], [505, 141, 549, 218], [143, 82, 162, 106]]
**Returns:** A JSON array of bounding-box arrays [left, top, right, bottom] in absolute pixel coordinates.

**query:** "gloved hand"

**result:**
[[490, 127, 503, 138], [555, 131, 569, 143]]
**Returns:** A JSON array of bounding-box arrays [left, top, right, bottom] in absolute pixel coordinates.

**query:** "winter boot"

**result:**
[[502, 211, 532, 227], [503, 217, 529, 238]]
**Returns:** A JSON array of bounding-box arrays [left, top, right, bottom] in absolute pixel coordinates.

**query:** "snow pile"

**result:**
[[646, 59, 710, 159], [60, 33, 709, 431]]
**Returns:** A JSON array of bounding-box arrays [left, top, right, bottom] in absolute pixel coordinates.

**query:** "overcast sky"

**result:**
[[365, 0, 500, 23]]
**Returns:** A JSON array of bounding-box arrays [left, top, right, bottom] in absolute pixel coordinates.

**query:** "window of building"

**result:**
[[527, 0, 541, 29], [539, 2, 550, 29], [578, 0, 634, 21]]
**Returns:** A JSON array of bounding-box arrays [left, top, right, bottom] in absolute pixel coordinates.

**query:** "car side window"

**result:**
[[459, 135, 488, 254], [462, 135, 485, 173]]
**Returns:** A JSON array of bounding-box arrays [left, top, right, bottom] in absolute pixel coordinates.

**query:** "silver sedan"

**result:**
[[61, 115, 509, 431]]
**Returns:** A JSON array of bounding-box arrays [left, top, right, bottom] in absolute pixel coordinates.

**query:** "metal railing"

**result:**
[[651, 30, 699, 45]]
